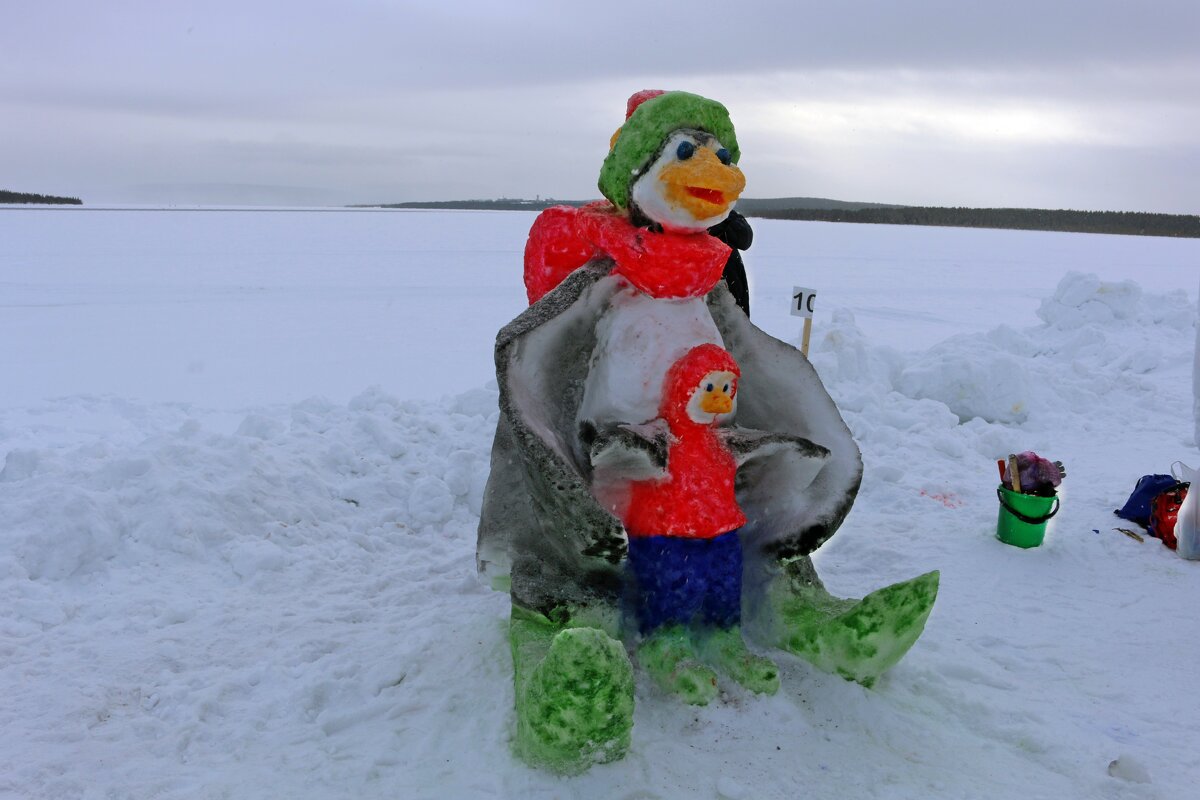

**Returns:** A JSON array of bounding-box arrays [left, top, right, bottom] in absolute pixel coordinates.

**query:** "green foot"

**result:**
[[510, 610, 634, 774], [697, 627, 780, 695], [637, 626, 719, 705], [772, 569, 939, 687]]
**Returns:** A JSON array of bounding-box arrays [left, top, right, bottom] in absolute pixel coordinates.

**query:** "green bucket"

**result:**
[[996, 485, 1059, 548]]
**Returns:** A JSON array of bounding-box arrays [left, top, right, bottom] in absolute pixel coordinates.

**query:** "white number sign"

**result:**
[[791, 286, 816, 318]]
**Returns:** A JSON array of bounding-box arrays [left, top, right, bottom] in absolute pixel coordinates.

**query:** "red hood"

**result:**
[[660, 344, 740, 431]]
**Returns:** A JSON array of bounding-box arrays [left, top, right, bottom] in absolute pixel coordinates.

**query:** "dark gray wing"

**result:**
[[709, 284, 863, 562], [476, 263, 629, 615], [717, 426, 830, 467], [587, 421, 670, 481]]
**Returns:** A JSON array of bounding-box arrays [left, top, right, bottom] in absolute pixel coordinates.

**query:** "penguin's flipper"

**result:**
[[717, 426, 830, 468], [719, 427, 833, 520], [588, 420, 670, 481]]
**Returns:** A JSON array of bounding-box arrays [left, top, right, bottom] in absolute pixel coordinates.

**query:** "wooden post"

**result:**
[[801, 318, 812, 357], [1008, 454, 1022, 493]]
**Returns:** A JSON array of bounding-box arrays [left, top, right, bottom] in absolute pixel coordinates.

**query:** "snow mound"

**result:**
[[0, 389, 500, 584], [1037, 270, 1192, 331], [813, 272, 1194, 425], [896, 333, 1032, 424]]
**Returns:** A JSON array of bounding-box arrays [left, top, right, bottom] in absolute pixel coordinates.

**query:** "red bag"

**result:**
[[1149, 483, 1190, 549]]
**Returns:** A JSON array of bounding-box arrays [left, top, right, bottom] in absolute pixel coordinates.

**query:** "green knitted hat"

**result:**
[[598, 91, 741, 210]]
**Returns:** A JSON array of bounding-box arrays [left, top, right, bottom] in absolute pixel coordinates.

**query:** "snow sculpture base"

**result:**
[[480, 88, 941, 775], [753, 558, 940, 688], [638, 624, 780, 704], [509, 607, 634, 774]]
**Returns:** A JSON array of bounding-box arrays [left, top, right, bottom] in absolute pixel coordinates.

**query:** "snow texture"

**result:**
[[1, 207, 1198, 799], [579, 288, 724, 429]]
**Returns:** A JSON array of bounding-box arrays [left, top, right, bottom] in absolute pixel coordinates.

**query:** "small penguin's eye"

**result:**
[[676, 141, 695, 160], [723, 383, 729, 393], [706, 383, 714, 392], [716, 148, 731, 165]]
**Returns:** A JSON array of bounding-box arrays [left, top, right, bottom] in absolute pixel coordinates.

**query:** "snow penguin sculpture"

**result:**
[[623, 344, 782, 703], [478, 90, 939, 774]]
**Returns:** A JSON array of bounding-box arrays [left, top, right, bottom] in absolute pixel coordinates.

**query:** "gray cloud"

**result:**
[[2, 1, 1197, 212]]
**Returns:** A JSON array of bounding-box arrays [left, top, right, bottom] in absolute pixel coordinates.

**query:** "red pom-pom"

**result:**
[[625, 89, 666, 120]]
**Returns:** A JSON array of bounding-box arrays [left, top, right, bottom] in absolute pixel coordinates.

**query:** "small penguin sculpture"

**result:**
[[623, 344, 780, 703]]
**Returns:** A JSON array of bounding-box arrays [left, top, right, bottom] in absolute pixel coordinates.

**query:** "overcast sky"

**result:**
[[3, 1, 1198, 212]]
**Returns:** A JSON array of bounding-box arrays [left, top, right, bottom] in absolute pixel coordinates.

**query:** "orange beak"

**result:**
[[700, 392, 733, 415], [658, 147, 746, 219]]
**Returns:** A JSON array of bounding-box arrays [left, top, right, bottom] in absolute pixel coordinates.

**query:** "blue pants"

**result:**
[[626, 530, 742, 634]]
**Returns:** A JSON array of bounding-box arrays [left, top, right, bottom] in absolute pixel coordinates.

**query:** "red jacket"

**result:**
[[623, 345, 746, 538]]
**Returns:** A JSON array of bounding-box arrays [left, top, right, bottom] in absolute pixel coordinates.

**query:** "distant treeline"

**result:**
[[366, 196, 897, 213], [369, 198, 574, 211], [750, 206, 1200, 238], [363, 198, 1199, 238], [1, 189, 82, 205]]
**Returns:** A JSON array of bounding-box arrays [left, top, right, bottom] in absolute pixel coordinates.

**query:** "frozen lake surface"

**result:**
[[2, 206, 1192, 408]]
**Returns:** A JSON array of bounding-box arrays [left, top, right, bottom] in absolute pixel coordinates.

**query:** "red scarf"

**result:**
[[524, 202, 730, 304]]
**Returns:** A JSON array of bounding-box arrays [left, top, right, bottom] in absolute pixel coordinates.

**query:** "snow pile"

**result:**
[[0, 388, 511, 798], [815, 271, 1194, 426], [2, 206, 1197, 800], [1036, 271, 1188, 330], [1, 388, 493, 586]]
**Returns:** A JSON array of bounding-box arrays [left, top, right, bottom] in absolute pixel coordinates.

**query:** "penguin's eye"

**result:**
[[716, 148, 731, 165], [705, 383, 714, 392], [723, 383, 730, 393], [676, 141, 695, 160]]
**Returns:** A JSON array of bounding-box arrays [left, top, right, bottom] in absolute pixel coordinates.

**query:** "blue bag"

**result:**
[[1114, 474, 1179, 528]]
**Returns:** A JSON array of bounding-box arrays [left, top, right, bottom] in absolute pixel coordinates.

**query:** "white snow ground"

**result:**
[[1, 207, 1198, 799]]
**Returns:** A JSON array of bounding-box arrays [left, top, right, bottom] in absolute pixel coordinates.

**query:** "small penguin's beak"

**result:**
[[658, 148, 746, 220], [700, 391, 733, 415]]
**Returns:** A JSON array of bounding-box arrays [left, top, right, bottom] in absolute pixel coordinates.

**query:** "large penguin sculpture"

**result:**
[[478, 90, 939, 775]]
